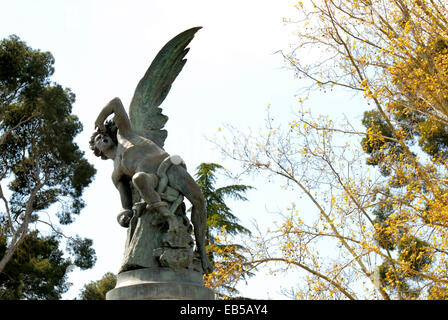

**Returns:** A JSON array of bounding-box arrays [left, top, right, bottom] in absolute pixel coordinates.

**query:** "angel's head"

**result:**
[[89, 120, 118, 160]]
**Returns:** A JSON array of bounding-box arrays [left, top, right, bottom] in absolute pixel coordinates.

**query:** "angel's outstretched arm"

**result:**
[[95, 97, 132, 135]]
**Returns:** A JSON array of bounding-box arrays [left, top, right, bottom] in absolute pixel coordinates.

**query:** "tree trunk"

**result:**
[[0, 182, 41, 273]]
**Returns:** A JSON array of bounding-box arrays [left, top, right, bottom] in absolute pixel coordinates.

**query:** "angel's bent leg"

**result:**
[[131, 172, 179, 234], [132, 172, 168, 214], [132, 172, 159, 202]]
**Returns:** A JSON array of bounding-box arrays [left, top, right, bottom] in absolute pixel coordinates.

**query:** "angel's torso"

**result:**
[[111, 131, 169, 185]]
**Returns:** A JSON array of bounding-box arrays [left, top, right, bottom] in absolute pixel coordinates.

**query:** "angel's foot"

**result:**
[[200, 250, 213, 275], [196, 246, 213, 274], [155, 204, 180, 233], [117, 209, 133, 228], [146, 201, 168, 213], [150, 201, 177, 220]]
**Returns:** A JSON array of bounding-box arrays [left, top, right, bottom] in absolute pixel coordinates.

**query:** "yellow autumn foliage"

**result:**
[[216, 0, 448, 299]]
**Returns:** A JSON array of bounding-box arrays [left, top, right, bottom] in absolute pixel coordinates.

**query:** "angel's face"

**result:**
[[94, 133, 115, 158]]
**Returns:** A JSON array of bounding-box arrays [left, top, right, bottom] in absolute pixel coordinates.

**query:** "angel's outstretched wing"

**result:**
[[128, 26, 202, 148]]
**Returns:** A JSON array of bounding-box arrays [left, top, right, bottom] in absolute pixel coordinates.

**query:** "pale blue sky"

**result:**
[[0, 0, 365, 299]]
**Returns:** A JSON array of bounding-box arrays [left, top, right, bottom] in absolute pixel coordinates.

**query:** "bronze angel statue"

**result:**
[[89, 27, 212, 275]]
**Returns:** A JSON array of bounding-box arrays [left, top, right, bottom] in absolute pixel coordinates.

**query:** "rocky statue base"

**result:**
[[105, 197, 215, 300], [105, 267, 215, 300]]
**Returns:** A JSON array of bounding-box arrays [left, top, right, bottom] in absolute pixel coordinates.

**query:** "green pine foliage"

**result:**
[[0, 35, 96, 298], [79, 272, 117, 300], [195, 163, 255, 297], [1, 34, 96, 223], [0, 228, 72, 299], [194, 163, 253, 246]]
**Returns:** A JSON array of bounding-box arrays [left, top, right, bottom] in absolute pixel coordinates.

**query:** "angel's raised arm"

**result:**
[[95, 97, 132, 135]]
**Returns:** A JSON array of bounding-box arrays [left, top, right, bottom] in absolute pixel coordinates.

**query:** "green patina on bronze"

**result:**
[[129, 27, 202, 149], [89, 27, 214, 300]]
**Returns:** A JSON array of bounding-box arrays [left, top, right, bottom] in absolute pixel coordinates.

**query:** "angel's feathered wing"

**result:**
[[128, 26, 202, 148]]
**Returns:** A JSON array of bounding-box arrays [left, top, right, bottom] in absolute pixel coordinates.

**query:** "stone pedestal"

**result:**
[[106, 267, 215, 300]]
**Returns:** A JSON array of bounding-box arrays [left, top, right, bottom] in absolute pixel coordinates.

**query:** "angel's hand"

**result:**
[[94, 119, 106, 132]]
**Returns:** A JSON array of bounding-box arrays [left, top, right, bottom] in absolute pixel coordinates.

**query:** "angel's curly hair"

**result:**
[[89, 119, 118, 159]]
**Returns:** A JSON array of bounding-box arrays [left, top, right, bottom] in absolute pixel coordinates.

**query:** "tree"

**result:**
[[78, 272, 117, 300], [216, 0, 448, 299], [195, 163, 252, 247], [194, 163, 254, 299], [0, 35, 96, 288], [360, 103, 448, 297], [0, 227, 72, 299]]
